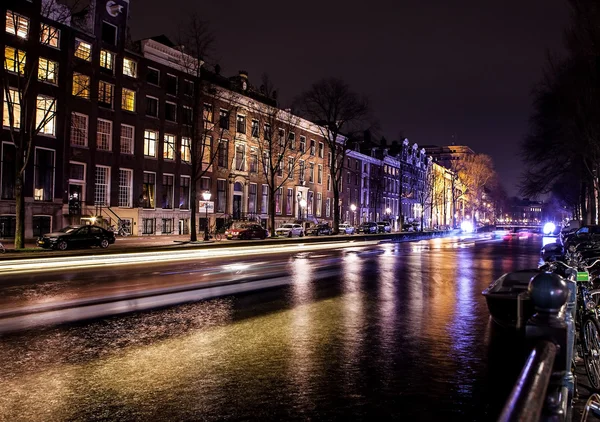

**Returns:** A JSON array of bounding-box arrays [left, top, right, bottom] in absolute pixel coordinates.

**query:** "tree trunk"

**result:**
[[14, 174, 25, 249], [269, 184, 276, 237], [190, 185, 197, 242], [333, 186, 340, 234]]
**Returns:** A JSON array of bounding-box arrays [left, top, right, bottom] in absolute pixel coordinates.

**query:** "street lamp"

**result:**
[[202, 191, 211, 241], [386, 207, 391, 230], [350, 204, 357, 226]]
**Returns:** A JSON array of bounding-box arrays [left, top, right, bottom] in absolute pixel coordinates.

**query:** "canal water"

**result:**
[[0, 236, 542, 421]]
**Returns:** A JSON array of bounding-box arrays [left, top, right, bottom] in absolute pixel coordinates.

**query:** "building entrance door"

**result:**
[[233, 195, 242, 220]]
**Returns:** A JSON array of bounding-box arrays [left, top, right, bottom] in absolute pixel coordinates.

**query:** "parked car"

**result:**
[[37, 225, 115, 250], [306, 223, 332, 236], [339, 223, 355, 235], [275, 223, 304, 238], [225, 223, 268, 240], [376, 221, 392, 233], [357, 222, 378, 234]]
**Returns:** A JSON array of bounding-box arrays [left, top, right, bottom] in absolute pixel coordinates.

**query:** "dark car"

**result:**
[[37, 225, 116, 250], [563, 224, 600, 250], [376, 221, 391, 233], [225, 223, 268, 240], [357, 222, 378, 234], [306, 223, 332, 236]]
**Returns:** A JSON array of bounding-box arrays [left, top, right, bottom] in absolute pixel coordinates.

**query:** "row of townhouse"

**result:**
[[1, 0, 338, 237], [0, 0, 452, 239]]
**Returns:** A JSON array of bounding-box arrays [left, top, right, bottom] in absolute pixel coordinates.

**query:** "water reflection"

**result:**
[[0, 238, 544, 421]]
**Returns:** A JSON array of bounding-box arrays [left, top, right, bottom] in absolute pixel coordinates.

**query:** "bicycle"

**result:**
[[208, 226, 223, 241], [543, 255, 600, 390], [0, 241, 4, 253]]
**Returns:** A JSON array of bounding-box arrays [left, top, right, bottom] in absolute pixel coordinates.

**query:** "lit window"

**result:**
[[3, 88, 21, 128], [72, 73, 90, 99], [123, 57, 136, 77], [40, 23, 59, 48], [99, 49, 114, 72], [144, 130, 157, 157], [6, 11, 29, 39], [74, 39, 91, 61], [70, 112, 88, 147], [38, 57, 58, 84], [120, 125, 134, 154], [95, 166, 110, 206], [163, 134, 175, 160], [4, 46, 26, 74], [97, 119, 112, 151], [98, 81, 114, 108], [181, 137, 191, 162], [122, 88, 136, 112], [119, 168, 133, 207], [36, 95, 56, 136]]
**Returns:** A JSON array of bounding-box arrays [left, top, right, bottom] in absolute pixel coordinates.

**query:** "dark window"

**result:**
[[180, 177, 190, 209], [310, 140, 315, 156], [184, 80, 194, 96], [166, 74, 177, 96], [32, 216, 51, 237], [147, 68, 159, 85], [219, 109, 229, 129], [141, 172, 155, 208], [102, 21, 117, 45], [200, 177, 211, 192], [146, 97, 158, 117], [1, 143, 16, 199], [34, 148, 55, 201], [142, 218, 155, 234], [217, 179, 226, 212], [183, 107, 193, 125], [248, 184, 257, 213], [162, 218, 173, 234], [236, 115, 245, 133], [218, 140, 228, 168], [249, 152, 258, 173], [264, 124, 271, 140], [251, 120, 259, 137], [162, 174, 173, 209], [0, 216, 16, 238], [165, 102, 176, 122]]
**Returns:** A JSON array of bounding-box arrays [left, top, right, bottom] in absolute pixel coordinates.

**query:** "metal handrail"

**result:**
[[581, 393, 600, 421], [498, 340, 558, 422]]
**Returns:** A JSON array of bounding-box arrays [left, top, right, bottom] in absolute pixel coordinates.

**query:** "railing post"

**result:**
[[525, 272, 570, 421], [563, 268, 577, 400]]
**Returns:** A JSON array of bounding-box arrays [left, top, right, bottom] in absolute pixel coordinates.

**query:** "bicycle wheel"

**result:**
[[215, 232, 223, 241], [582, 315, 600, 391], [0, 242, 5, 253]]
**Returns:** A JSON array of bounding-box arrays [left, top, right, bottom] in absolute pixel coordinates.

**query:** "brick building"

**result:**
[[1, 0, 333, 238]]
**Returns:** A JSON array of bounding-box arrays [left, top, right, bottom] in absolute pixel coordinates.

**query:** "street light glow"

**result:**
[[350, 204, 357, 212]]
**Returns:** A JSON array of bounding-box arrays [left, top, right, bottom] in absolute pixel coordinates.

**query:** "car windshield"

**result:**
[[58, 226, 79, 233], [231, 223, 249, 229], [281, 224, 294, 229]]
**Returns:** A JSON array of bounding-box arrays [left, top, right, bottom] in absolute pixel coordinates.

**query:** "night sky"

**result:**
[[129, 0, 570, 197]]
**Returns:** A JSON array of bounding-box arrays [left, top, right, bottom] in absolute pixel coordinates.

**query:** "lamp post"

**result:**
[[350, 204, 357, 226], [202, 191, 211, 241]]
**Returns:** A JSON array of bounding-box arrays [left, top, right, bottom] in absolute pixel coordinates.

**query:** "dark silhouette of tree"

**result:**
[[294, 78, 372, 233]]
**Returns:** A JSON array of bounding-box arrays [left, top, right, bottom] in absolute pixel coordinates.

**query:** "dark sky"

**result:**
[[129, 0, 570, 197]]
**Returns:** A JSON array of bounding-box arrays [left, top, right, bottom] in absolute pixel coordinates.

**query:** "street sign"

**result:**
[[198, 201, 215, 213]]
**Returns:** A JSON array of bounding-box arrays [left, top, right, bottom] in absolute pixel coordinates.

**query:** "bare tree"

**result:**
[[3, 1, 87, 248], [175, 13, 228, 241], [249, 75, 306, 236], [294, 78, 372, 234], [458, 153, 495, 226]]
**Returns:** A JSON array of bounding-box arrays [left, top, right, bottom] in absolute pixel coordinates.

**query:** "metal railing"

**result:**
[[498, 341, 558, 422], [497, 272, 571, 422]]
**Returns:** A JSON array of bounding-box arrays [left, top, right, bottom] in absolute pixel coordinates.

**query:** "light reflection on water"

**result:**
[[0, 238, 542, 421]]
